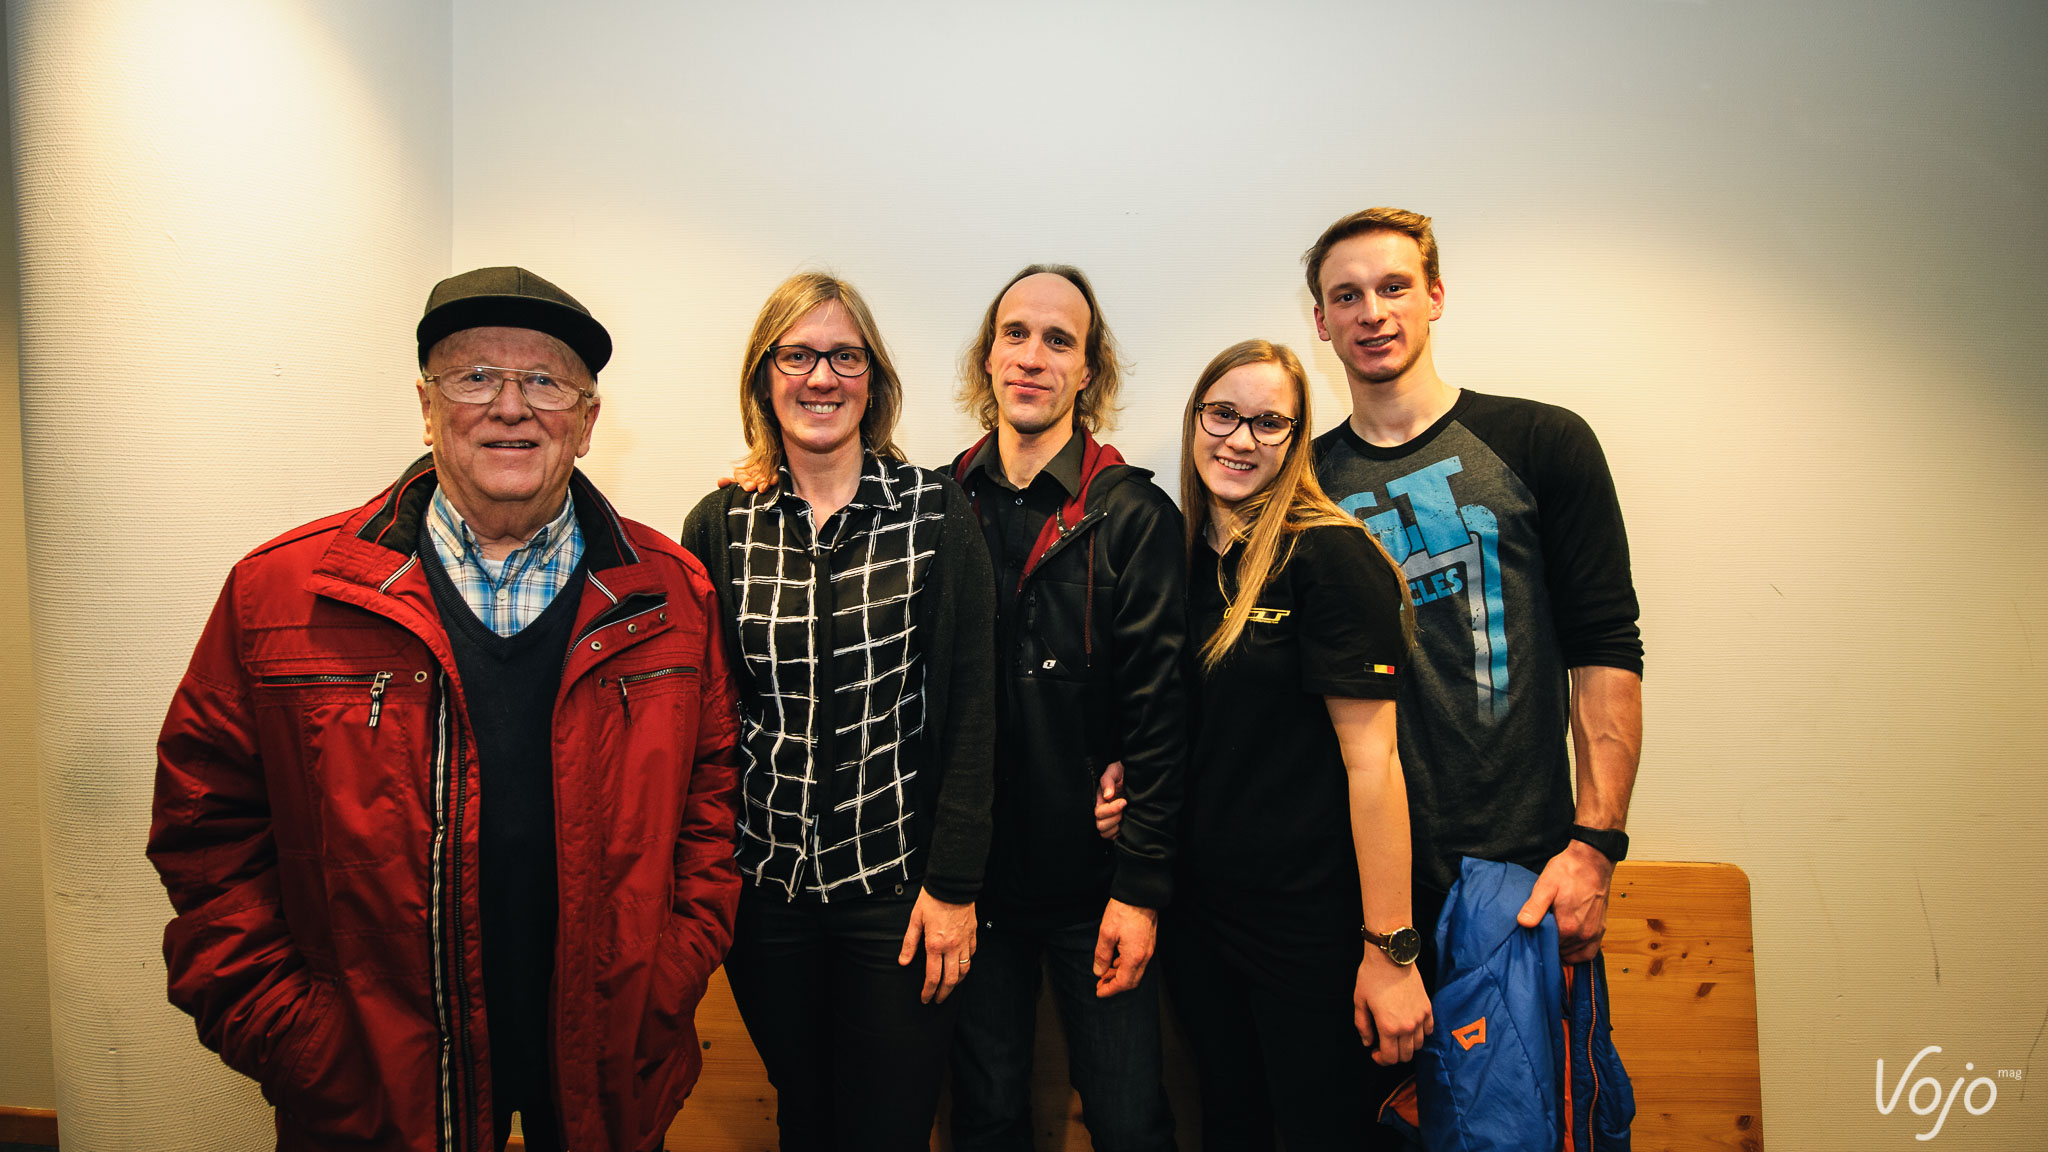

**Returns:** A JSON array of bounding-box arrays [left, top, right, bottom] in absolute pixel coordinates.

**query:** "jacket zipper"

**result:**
[[606, 665, 698, 723], [257, 670, 394, 727], [1016, 508, 1106, 589], [426, 680, 456, 1151], [424, 673, 478, 1152], [448, 688, 477, 1152], [1015, 509, 1108, 675], [560, 595, 668, 681]]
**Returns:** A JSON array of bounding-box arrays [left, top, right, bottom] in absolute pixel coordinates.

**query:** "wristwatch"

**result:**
[[1570, 824, 1630, 864], [1361, 924, 1422, 966]]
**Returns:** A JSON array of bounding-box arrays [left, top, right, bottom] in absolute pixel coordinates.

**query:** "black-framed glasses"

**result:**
[[770, 344, 871, 378], [1195, 401, 1298, 445], [424, 365, 593, 411]]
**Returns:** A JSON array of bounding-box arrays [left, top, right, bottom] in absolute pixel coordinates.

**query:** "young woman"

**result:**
[[681, 273, 995, 1150], [1165, 339, 1432, 1149]]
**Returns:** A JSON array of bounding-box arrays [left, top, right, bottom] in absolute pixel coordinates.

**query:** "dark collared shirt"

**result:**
[[958, 430, 1085, 637]]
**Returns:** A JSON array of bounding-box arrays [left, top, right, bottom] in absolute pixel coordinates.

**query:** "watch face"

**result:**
[[1387, 927, 1422, 966]]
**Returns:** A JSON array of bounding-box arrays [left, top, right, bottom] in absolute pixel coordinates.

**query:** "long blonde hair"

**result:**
[[1179, 339, 1411, 670], [739, 273, 906, 480]]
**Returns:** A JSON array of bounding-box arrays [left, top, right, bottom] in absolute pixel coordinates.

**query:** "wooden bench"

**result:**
[[655, 860, 1764, 1150]]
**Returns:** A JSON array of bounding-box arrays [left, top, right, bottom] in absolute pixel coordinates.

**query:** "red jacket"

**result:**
[[149, 458, 741, 1152]]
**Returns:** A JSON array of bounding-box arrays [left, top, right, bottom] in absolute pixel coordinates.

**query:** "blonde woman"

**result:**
[[681, 273, 995, 1150], [1165, 339, 1431, 1149]]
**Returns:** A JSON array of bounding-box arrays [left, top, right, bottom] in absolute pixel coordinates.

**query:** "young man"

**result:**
[[150, 268, 741, 1152], [947, 266, 1185, 1152], [1305, 208, 1645, 971]]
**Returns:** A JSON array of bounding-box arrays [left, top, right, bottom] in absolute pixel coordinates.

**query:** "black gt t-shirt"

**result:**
[[1313, 390, 1642, 897], [1180, 522, 1405, 971]]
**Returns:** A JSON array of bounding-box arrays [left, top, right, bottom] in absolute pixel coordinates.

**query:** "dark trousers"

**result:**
[[1163, 913, 1409, 1152], [948, 913, 1175, 1152], [725, 883, 958, 1152]]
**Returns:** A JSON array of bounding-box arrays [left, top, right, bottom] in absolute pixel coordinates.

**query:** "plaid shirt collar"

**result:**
[[425, 486, 583, 635]]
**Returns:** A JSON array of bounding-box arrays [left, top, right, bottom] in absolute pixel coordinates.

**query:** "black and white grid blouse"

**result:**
[[722, 453, 955, 898]]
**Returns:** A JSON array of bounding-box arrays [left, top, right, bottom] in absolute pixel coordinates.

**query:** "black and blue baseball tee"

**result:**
[[1314, 389, 1643, 897]]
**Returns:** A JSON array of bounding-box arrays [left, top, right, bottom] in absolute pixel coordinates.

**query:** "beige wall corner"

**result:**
[[0, 3, 57, 1111], [11, 1, 451, 1147]]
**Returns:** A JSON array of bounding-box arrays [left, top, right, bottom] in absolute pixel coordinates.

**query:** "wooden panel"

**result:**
[[665, 967, 777, 1150], [643, 860, 1766, 1151], [0, 1106, 58, 1146], [1604, 861, 1765, 1152]]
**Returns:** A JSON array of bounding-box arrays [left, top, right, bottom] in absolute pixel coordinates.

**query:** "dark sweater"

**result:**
[[419, 527, 585, 1130]]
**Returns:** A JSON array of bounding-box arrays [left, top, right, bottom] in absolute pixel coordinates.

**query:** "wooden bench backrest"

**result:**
[[663, 860, 1763, 1151], [1604, 860, 1764, 1151]]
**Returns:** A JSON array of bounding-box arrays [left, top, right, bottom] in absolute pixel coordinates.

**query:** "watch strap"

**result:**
[[1570, 823, 1629, 863]]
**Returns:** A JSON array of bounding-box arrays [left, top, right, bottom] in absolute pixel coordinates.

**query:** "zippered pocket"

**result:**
[[248, 665, 431, 869], [258, 670, 394, 727], [603, 665, 698, 723]]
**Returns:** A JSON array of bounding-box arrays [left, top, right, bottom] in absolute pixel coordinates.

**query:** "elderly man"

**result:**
[[150, 267, 740, 1152]]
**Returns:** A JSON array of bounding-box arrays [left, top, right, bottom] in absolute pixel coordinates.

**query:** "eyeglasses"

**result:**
[[1194, 401, 1298, 445], [770, 344, 870, 378], [425, 365, 593, 411]]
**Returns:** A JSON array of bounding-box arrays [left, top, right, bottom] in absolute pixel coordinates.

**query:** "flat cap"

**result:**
[[417, 266, 612, 375]]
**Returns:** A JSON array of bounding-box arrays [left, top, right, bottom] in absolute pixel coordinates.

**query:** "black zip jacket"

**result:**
[[953, 432, 1187, 918]]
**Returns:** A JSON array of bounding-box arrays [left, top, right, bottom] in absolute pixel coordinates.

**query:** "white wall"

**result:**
[[449, 1, 2046, 1146], [9, 0, 450, 1145]]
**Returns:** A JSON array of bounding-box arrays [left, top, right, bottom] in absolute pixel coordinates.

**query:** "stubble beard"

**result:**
[[1000, 394, 1076, 438]]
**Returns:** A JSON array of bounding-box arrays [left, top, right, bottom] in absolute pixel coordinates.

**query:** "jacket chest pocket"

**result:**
[[1016, 571, 1092, 681], [252, 667, 434, 868], [602, 664, 700, 724], [593, 664, 703, 867]]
